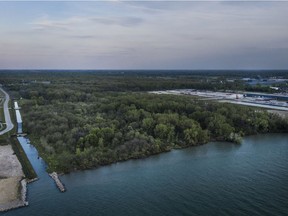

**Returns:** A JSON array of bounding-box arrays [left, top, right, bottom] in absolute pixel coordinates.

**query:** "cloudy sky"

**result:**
[[0, 1, 288, 69]]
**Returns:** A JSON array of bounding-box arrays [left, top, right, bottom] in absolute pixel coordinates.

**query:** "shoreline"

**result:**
[[0, 179, 28, 212], [0, 143, 37, 213], [0, 177, 39, 212], [44, 132, 287, 175], [1, 133, 287, 212]]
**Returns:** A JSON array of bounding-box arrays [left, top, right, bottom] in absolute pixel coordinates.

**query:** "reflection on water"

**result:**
[[181, 141, 242, 157]]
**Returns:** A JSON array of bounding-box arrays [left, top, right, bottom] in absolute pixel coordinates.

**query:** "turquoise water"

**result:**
[[2, 134, 288, 216]]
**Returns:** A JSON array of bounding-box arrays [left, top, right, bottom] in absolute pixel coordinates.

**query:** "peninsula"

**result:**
[[1, 70, 287, 174]]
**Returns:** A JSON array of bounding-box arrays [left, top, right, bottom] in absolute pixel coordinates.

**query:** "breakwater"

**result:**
[[49, 172, 66, 192], [26, 178, 38, 184]]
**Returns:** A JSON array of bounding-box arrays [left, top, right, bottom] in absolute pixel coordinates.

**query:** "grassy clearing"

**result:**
[[0, 135, 10, 146], [0, 99, 6, 132], [8, 100, 16, 135], [0, 108, 5, 131], [0, 90, 5, 124]]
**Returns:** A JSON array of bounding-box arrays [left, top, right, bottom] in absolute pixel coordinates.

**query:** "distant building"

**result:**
[[270, 87, 279, 91], [244, 93, 288, 101], [243, 77, 287, 86]]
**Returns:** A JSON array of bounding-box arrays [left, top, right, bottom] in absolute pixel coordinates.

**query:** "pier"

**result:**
[[49, 172, 66, 192]]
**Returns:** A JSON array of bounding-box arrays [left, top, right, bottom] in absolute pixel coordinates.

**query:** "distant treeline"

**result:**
[[1, 70, 286, 93], [1, 69, 288, 78]]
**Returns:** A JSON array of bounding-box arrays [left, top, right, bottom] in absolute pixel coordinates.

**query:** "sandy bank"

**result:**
[[0, 145, 27, 212], [0, 145, 24, 177]]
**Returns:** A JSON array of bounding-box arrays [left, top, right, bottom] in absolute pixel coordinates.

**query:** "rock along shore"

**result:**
[[49, 172, 66, 192]]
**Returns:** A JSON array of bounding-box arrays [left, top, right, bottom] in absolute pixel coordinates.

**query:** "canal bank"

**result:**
[[8, 102, 65, 209]]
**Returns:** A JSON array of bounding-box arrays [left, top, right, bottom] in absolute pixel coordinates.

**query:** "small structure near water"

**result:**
[[49, 172, 66, 192], [14, 101, 22, 134]]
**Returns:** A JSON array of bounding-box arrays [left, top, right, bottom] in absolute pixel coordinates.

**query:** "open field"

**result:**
[[0, 145, 23, 177], [0, 177, 22, 204]]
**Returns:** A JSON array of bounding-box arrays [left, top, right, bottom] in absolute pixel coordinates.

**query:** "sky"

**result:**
[[0, 1, 288, 70]]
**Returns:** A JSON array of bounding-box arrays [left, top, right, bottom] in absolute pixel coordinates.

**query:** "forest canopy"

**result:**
[[1, 71, 287, 173]]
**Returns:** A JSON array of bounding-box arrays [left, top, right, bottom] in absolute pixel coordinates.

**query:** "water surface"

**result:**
[[3, 134, 288, 216]]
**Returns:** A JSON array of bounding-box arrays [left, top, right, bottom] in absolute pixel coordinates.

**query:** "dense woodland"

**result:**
[[1, 70, 288, 172]]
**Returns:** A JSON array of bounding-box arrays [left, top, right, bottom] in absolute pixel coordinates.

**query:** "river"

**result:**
[[2, 134, 288, 216]]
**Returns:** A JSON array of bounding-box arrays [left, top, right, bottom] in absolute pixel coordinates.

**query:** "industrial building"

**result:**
[[150, 89, 288, 111], [244, 93, 288, 101]]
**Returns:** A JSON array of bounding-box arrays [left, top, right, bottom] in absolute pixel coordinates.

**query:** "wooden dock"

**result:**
[[49, 172, 66, 192]]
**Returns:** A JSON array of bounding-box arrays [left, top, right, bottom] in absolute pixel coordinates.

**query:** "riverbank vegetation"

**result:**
[[10, 137, 37, 179], [0, 92, 6, 132], [0, 71, 287, 173]]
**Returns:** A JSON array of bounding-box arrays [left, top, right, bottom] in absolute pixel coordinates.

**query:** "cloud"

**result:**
[[31, 15, 144, 32], [69, 35, 100, 39], [1, 1, 288, 69], [90, 16, 144, 27], [31, 17, 84, 31]]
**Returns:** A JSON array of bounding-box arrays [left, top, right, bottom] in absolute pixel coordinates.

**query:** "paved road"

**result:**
[[0, 87, 14, 135]]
